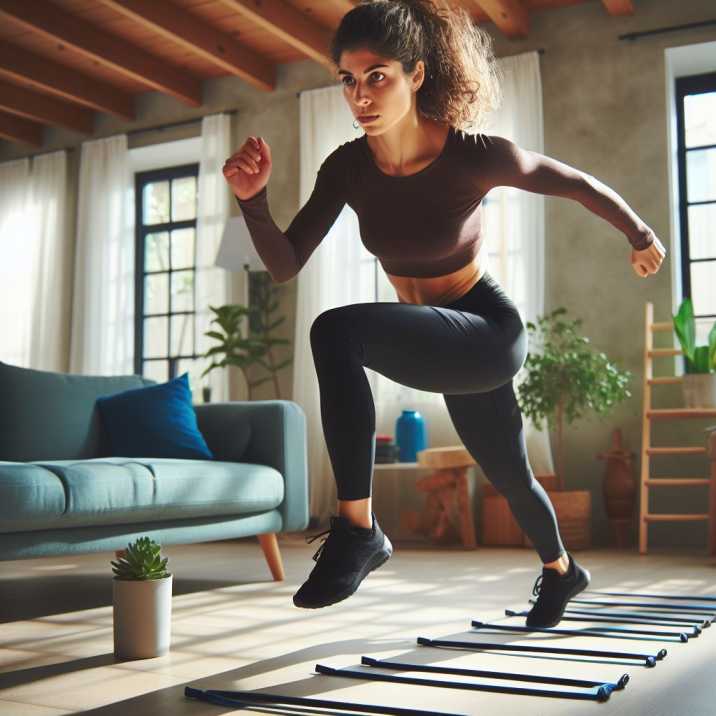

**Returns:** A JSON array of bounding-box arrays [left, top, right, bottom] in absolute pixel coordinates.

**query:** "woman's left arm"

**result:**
[[478, 135, 667, 276]]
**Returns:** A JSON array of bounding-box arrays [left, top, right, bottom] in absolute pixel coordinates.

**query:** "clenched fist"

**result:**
[[222, 135, 272, 201], [631, 234, 667, 278]]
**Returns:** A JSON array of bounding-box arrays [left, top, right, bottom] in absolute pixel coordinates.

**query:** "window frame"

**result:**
[[134, 162, 200, 379], [675, 70, 716, 323]]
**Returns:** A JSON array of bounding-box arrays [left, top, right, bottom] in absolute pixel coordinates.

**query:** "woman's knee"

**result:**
[[310, 306, 364, 359], [503, 315, 528, 377], [516, 321, 528, 372], [310, 307, 345, 345]]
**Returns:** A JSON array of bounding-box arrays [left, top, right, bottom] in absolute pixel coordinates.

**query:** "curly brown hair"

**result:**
[[330, 0, 503, 132]]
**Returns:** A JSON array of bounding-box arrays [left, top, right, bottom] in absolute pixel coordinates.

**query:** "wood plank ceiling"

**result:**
[[0, 0, 635, 150]]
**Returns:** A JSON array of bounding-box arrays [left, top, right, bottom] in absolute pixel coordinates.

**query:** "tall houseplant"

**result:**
[[111, 537, 172, 659], [516, 307, 633, 491], [672, 297, 716, 408], [201, 275, 293, 400]]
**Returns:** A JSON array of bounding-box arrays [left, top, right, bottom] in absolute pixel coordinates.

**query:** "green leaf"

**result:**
[[111, 536, 170, 579], [673, 298, 696, 361], [205, 331, 226, 341]]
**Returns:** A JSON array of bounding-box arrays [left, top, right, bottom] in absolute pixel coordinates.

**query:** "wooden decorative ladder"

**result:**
[[639, 301, 716, 554]]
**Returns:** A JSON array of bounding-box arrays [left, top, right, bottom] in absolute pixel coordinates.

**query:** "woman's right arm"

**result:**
[[224, 136, 346, 284]]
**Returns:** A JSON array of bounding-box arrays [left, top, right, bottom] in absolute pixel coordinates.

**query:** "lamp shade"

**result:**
[[215, 215, 265, 272]]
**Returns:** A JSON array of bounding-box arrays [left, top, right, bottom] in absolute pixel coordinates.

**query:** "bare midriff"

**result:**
[[385, 252, 487, 306]]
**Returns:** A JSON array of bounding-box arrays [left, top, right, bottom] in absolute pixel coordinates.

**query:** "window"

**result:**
[[675, 71, 716, 346], [134, 163, 201, 384]]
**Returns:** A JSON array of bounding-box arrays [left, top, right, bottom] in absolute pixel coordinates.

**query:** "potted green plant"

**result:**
[[516, 307, 633, 549], [672, 297, 716, 408], [201, 275, 293, 400], [111, 537, 172, 659]]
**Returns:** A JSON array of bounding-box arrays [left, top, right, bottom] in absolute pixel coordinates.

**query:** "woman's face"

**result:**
[[337, 48, 424, 134]]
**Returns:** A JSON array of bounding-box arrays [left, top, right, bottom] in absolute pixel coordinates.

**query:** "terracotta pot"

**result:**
[[597, 428, 636, 548]]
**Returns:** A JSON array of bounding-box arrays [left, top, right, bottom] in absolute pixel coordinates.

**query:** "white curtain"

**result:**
[[69, 119, 231, 397], [479, 51, 555, 485], [482, 51, 546, 327], [70, 135, 135, 376], [195, 113, 232, 403], [0, 151, 68, 371], [292, 50, 554, 524], [293, 86, 366, 522]]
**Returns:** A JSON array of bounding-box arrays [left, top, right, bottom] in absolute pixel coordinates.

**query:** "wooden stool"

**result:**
[[414, 446, 477, 549]]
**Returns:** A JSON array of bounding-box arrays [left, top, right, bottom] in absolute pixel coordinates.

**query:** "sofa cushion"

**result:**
[[0, 360, 156, 462], [96, 372, 213, 460], [0, 457, 284, 534]]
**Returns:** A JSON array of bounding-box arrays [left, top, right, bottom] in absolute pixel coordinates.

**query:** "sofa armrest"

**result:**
[[194, 400, 309, 533]]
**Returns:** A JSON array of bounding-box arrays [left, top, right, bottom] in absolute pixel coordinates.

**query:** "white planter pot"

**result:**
[[682, 373, 716, 409], [113, 574, 173, 659]]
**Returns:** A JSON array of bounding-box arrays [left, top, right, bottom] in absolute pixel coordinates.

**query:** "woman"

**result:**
[[222, 0, 666, 626]]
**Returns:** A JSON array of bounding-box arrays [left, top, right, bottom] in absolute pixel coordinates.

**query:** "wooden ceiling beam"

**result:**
[[100, 0, 276, 92], [0, 43, 135, 122], [468, 0, 529, 39], [0, 78, 95, 134], [218, 0, 335, 72], [0, 108, 43, 147], [602, 0, 635, 15], [0, 0, 203, 108]]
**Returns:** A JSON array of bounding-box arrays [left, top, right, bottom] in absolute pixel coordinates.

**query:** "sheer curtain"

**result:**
[[30, 151, 69, 370], [0, 151, 68, 371], [291, 50, 553, 524], [70, 135, 135, 376], [292, 86, 366, 523], [479, 51, 555, 482], [70, 119, 231, 392], [195, 113, 232, 403]]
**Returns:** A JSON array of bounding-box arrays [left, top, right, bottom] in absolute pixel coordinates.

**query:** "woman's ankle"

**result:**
[[341, 513, 373, 530], [543, 551, 570, 576], [337, 497, 373, 529]]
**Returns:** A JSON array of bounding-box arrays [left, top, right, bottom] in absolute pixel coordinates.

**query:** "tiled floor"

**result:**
[[1, 535, 716, 715]]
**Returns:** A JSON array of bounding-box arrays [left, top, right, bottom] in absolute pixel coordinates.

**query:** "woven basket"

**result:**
[[481, 474, 561, 546], [523, 490, 592, 551]]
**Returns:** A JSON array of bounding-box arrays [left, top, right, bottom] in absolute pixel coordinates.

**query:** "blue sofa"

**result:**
[[0, 361, 309, 580]]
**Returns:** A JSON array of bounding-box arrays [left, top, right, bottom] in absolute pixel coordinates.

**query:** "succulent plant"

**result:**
[[111, 536, 170, 581]]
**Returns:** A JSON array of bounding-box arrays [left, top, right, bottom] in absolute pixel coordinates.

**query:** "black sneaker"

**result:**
[[292, 512, 392, 609], [525, 552, 590, 628]]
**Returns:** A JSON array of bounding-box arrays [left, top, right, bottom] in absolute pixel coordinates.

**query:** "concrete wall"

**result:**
[[486, 0, 716, 550], [2, 0, 715, 549]]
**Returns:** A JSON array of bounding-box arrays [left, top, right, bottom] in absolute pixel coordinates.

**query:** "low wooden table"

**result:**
[[373, 447, 477, 548], [415, 446, 477, 548]]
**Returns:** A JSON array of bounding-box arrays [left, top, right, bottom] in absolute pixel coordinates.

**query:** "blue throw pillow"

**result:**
[[96, 372, 213, 460]]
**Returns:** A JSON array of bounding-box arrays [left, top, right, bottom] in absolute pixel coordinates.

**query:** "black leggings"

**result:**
[[309, 270, 566, 564]]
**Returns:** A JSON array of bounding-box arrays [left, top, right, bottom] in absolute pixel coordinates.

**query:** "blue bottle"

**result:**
[[395, 409, 427, 462]]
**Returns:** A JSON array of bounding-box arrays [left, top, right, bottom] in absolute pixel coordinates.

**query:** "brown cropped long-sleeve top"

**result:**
[[234, 126, 655, 305]]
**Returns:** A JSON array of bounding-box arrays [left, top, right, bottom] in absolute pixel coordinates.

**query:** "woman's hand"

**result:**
[[631, 234, 666, 278], [222, 135, 272, 200]]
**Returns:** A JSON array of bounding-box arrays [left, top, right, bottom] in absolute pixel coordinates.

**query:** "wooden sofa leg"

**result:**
[[258, 533, 285, 581]]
